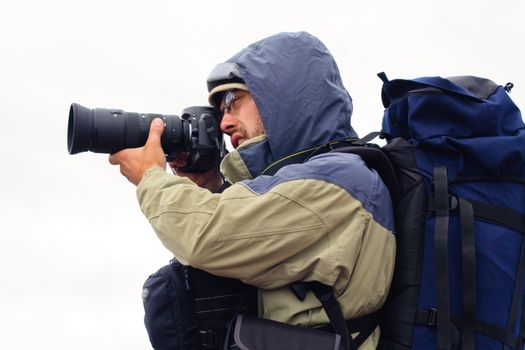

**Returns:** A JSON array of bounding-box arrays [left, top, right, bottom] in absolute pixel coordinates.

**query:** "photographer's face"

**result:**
[[219, 90, 265, 149]]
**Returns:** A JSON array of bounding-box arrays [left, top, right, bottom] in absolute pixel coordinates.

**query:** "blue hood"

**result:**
[[217, 32, 357, 177]]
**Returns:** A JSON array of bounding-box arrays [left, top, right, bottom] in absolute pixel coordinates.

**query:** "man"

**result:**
[[109, 32, 395, 349]]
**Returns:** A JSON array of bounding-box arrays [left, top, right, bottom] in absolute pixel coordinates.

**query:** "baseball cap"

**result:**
[[207, 63, 249, 108]]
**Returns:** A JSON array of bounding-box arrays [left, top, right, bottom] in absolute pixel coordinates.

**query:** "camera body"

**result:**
[[68, 103, 225, 173]]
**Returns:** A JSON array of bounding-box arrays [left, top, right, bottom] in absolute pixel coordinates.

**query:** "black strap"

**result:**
[[225, 280, 378, 350], [290, 283, 381, 349], [260, 139, 357, 176], [333, 144, 399, 203], [349, 311, 381, 347], [506, 232, 525, 350], [428, 198, 525, 236], [317, 311, 381, 346], [432, 166, 459, 350], [223, 286, 253, 350], [291, 282, 380, 349], [459, 198, 476, 350], [350, 131, 383, 145], [314, 287, 355, 350], [451, 176, 525, 186], [468, 199, 525, 236], [199, 330, 218, 349], [291, 282, 360, 350], [427, 193, 525, 350], [520, 285, 525, 350], [377, 72, 389, 84], [416, 309, 523, 350]]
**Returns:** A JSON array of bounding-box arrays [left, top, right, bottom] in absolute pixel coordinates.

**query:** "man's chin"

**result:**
[[235, 135, 268, 150]]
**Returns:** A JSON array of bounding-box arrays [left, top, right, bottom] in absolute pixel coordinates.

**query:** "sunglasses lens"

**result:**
[[223, 90, 235, 113]]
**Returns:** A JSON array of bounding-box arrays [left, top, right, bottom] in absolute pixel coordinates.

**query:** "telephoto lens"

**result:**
[[67, 103, 224, 172]]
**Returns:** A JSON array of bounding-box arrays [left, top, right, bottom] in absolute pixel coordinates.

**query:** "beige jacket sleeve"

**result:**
[[137, 166, 394, 296]]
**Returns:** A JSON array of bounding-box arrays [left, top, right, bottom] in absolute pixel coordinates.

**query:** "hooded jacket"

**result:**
[[209, 32, 357, 180], [137, 32, 395, 349]]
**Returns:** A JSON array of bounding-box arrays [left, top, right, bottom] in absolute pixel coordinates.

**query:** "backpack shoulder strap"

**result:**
[[288, 137, 398, 349], [291, 281, 377, 350], [332, 133, 399, 203]]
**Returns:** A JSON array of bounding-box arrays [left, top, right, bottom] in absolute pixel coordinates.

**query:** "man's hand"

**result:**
[[109, 118, 166, 186], [169, 154, 224, 192]]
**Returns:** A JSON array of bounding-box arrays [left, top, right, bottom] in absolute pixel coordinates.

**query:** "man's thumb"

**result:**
[[147, 118, 164, 146]]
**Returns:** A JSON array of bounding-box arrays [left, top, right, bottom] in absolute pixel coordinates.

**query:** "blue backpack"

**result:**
[[368, 73, 525, 350]]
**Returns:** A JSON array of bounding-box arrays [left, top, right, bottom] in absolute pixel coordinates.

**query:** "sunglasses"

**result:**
[[221, 89, 246, 114], [221, 89, 237, 113]]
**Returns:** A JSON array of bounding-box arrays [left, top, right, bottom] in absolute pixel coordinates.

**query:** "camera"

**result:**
[[67, 103, 225, 173]]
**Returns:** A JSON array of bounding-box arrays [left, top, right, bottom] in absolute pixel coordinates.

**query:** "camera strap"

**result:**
[[260, 138, 358, 176]]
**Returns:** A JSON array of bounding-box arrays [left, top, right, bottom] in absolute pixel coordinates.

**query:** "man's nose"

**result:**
[[220, 112, 237, 134]]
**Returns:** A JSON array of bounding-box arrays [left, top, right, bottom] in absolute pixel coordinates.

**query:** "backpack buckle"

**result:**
[[199, 329, 218, 349], [428, 195, 458, 212], [426, 308, 438, 326], [449, 195, 458, 210]]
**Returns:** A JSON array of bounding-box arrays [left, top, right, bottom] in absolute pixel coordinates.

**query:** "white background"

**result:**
[[1, 1, 524, 349]]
